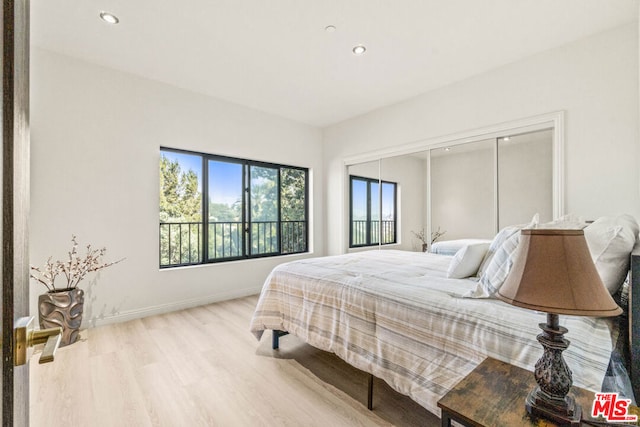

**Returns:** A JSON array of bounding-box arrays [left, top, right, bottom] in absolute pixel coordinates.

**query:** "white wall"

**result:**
[[324, 23, 639, 255], [30, 48, 324, 326]]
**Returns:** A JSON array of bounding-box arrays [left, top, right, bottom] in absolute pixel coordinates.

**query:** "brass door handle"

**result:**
[[34, 329, 62, 364], [14, 316, 63, 366]]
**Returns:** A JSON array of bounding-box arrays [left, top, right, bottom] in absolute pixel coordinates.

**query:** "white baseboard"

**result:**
[[83, 286, 263, 328]]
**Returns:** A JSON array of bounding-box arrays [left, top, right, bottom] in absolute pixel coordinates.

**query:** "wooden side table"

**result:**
[[437, 358, 599, 427]]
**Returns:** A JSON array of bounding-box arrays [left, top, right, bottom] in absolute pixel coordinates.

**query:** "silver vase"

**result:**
[[38, 288, 84, 346]]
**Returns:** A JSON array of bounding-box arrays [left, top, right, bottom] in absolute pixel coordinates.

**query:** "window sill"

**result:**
[[158, 251, 315, 272]]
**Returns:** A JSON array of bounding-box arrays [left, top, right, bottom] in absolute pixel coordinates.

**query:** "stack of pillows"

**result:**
[[443, 214, 639, 299]]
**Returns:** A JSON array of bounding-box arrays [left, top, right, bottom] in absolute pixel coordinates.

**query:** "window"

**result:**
[[159, 148, 308, 267], [349, 176, 397, 248]]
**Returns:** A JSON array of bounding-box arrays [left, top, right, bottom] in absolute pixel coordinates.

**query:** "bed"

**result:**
[[250, 216, 640, 418]]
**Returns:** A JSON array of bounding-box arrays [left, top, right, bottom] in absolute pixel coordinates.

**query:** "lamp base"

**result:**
[[525, 386, 582, 426]]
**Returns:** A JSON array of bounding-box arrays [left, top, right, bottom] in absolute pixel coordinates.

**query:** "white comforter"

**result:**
[[250, 250, 614, 415]]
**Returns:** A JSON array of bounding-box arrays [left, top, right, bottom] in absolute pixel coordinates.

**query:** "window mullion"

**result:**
[[244, 162, 250, 258], [277, 167, 282, 255], [304, 169, 309, 253], [393, 182, 397, 244], [202, 156, 209, 262], [349, 177, 353, 247], [366, 180, 371, 246]]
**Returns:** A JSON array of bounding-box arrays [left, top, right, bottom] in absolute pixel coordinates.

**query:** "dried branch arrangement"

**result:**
[[411, 227, 447, 245], [30, 235, 124, 292], [431, 226, 447, 244]]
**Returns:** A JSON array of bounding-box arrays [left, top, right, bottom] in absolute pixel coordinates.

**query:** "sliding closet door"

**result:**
[[430, 139, 496, 240], [497, 129, 553, 228], [380, 154, 427, 251]]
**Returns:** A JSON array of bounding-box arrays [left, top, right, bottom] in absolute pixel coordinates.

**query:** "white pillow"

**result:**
[[464, 231, 522, 298], [432, 238, 491, 256], [476, 226, 520, 278], [446, 242, 491, 279], [536, 214, 587, 230], [584, 214, 639, 294], [477, 213, 540, 278]]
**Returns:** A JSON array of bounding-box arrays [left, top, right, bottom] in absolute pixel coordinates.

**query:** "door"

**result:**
[[2, 0, 31, 425]]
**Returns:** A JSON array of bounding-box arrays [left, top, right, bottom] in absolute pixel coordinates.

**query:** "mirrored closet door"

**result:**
[[380, 153, 428, 251], [430, 139, 496, 241], [346, 126, 556, 252], [497, 129, 553, 228], [429, 128, 553, 245]]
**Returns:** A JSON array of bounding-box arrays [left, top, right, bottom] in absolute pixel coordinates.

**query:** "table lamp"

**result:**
[[496, 229, 622, 426]]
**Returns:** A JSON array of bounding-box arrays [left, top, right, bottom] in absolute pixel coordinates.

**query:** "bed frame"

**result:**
[[273, 241, 640, 405], [630, 242, 639, 401]]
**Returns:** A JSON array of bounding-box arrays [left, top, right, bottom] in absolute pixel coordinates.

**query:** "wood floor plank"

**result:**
[[146, 326, 223, 387], [115, 319, 164, 368], [31, 338, 95, 426], [87, 321, 121, 356], [134, 361, 207, 427], [184, 375, 268, 426], [30, 295, 439, 426], [89, 351, 153, 427]]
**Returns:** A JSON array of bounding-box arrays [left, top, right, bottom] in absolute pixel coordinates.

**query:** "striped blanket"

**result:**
[[250, 250, 614, 415]]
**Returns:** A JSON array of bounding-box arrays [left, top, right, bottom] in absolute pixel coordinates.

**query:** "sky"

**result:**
[[352, 180, 395, 220], [162, 151, 243, 206], [209, 160, 243, 206]]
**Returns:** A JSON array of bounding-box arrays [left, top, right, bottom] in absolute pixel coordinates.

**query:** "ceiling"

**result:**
[[31, 1, 638, 128]]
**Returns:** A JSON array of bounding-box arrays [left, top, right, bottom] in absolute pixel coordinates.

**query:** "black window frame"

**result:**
[[159, 147, 309, 268], [349, 175, 397, 248]]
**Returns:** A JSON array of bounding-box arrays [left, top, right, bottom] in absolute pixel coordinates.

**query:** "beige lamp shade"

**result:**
[[496, 229, 622, 317]]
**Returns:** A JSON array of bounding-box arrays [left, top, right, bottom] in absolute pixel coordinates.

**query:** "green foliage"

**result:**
[[250, 166, 278, 221], [159, 154, 203, 266], [209, 223, 243, 259], [281, 168, 305, 221], [159, 155, 201, 222], [209, 202, 241, 222], [160, 223, 202, 266]]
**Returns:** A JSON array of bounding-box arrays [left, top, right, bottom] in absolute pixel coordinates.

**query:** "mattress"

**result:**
[[250, 249, 614, 415]]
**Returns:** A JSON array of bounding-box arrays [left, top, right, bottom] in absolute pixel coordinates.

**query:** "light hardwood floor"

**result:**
[[30, 295, 439, 426]]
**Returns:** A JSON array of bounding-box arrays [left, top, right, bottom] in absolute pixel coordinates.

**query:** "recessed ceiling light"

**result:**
[[325, 25, 336, 33], [99, 11, 119, 25], [352, 45, 366, 55], [503, 136, 511, 142], [444, 147, 451, 152]]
